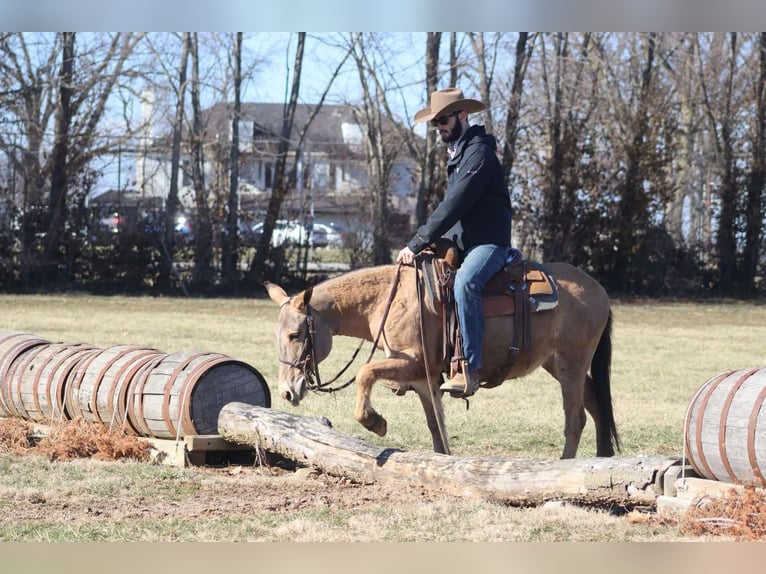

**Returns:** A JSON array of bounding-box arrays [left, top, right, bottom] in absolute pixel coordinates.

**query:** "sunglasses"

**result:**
[[431, 111, 459, 127]]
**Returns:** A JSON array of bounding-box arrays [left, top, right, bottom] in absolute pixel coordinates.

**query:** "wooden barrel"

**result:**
[[0, 331, 51, 417], [64, 345, 164, 431], [3, 342, 99, 423], [126, 351, 271, 439], [684, 368, 766, 485]]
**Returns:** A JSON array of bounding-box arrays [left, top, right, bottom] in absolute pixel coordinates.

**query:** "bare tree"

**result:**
[[414, 32, 442, 228], [537, 33, 600, 263], [347, 33, 412, 265], [742, 32, 766, 294], [697, 33, 744, 291], [187, 33, 214, 289], [157, 32, 191, 292], [658, 34, 704, 247], [0, 32, 143, 282], [501, 32, 534, 183], [248, 32, 306, 283], [221, 32, 243, 286]]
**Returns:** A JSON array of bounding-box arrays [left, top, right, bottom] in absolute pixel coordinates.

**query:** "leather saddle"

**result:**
[[418, 238, 559, 375]]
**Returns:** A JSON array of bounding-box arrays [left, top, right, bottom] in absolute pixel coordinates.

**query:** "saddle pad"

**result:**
[[482, 295, 516, 317], [481, 261, 560, 317], [526, 270, 553, 296]]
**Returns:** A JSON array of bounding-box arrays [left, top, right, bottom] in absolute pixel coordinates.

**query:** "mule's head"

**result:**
[[265, 282, 333, 406]]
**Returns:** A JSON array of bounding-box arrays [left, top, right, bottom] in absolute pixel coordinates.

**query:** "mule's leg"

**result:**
[[543, 355, 588, 459], [353, 357, 421, 437], [413, 378, 450, 455]]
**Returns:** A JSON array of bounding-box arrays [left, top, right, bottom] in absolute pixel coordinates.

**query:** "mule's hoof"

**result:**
[[363, 413, 387, 437]]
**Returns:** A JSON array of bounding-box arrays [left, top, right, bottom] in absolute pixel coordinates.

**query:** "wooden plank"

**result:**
[[674, 476, 763, 500], [662, 463, 699, 497], [184, 434, 252, 452], [656, 494, 692, 517], [142, 437, 187, 467], [142, 434, 255, 467]]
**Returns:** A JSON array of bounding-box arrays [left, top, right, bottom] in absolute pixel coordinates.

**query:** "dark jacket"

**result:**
[[407, 124, 512, 254]]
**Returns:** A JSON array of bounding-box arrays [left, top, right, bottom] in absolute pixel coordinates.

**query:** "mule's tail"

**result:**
[[591, 309, 620, 454]]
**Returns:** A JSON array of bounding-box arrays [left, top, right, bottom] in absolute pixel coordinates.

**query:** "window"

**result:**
[[328, 162, 336, 192]]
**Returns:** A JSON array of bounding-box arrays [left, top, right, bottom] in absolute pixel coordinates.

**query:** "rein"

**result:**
[[414, 258, 451, 451], [280, 263, 403, 394]]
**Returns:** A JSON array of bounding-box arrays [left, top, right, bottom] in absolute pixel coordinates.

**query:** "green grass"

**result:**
[[4, 294, 765, 458], [1, 293, 763, 542]]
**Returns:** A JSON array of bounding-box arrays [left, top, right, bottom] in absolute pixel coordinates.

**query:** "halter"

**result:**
[[277, 264, 403, 395], [277, 296, 361, 394]]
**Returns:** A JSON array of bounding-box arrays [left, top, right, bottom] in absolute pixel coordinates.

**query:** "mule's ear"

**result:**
[[264, 282, 289, 306], [300, 285, 313, 308]]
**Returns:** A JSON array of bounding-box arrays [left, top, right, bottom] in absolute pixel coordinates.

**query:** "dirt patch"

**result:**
[[2, 460, 447, 526], [0, 417, 447, 526]]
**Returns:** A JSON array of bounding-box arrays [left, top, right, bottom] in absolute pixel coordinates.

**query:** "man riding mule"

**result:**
[[396, 87, 511, 399], [265, 259, 619, 458], [264, 87, 619, 459]]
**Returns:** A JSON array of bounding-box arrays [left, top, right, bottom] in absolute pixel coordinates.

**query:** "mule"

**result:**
[[265, 260, 619, 458]]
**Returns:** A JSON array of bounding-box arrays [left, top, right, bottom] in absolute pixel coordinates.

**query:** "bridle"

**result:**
[[277, 301, 354, 393], [277, 264, 403, 394]]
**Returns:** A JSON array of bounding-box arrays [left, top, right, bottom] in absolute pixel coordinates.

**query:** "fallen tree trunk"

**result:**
[[218, 402, 679, 505]]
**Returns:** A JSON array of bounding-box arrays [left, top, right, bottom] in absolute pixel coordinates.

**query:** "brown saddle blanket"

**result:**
[[482, 256, 559, 317]]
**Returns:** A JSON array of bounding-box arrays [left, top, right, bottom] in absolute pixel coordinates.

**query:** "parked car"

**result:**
[[308, 222, 343, 248], [98, 211, 124, 233], [247, 220, 305, 247], [243, 219, 344, 249], [140, 211, 193, 245]]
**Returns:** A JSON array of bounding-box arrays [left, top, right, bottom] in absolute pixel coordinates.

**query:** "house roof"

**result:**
[[205, 102, 363, 151], [203, 101, 420, 160]]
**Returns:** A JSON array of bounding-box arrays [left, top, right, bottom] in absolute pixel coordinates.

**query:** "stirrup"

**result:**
[[440, 371, 479, 398]]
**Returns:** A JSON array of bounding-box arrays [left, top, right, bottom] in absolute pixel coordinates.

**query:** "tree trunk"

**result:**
[[469, 33, 495, 135], [541, 33, 566, 262], [716, 33, 739, 292], [501, 32, 532, 183], [742, 32, 766, 294], [613, 33, 657, 292], [249, 32, 305, 283], [221, 32, 243, 286], [190, 33, 214, 290], [159, 32, 191, 292], [218, 402, 676, 506], [414, 32, 441, 228], [44, 32, 75, 264], [664, 34, 697, 246]]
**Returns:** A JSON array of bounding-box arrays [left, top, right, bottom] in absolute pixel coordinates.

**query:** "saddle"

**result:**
[[418, 238, 559, 378]]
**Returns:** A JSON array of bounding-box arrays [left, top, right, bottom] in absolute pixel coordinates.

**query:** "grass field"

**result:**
[[2, 293, 765, 542]]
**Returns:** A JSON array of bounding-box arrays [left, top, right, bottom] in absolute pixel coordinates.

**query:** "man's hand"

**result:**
[[396, 246, 416, 265]]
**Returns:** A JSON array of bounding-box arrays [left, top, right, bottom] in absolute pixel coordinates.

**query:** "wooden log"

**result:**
[[218, 402, 680, 505]]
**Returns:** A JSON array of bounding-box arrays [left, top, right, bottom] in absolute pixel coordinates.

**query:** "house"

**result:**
[[88, 98, 419, 237], [204, 101, 418, 232]]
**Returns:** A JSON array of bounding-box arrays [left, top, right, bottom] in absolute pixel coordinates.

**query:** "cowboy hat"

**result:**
[[413, 87, 486, 124]]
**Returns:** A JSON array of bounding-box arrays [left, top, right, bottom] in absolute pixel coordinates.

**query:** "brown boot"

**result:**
[[440, 367, 481, 398]]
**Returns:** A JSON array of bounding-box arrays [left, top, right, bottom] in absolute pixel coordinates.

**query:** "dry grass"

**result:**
[[0, 417, 150, 462], [0, 418, 34, 452], [2, 294, 766, 541], [680, 484, 766, 540]]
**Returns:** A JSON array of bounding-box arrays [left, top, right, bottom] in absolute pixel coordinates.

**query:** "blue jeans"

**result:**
[[454, 244, 510, 372]]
